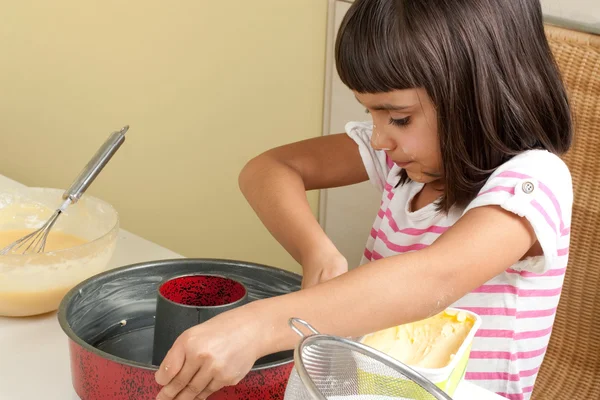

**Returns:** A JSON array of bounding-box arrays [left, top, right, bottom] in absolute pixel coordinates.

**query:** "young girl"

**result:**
[[155, 0, 573, 399]]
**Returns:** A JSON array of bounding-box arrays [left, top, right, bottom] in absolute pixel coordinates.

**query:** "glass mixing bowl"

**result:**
[[0, 187, 119, 317]]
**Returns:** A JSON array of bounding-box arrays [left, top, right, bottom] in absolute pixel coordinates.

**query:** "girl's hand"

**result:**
[[301, 250, 348, 289], [154, 306, 264, 400]]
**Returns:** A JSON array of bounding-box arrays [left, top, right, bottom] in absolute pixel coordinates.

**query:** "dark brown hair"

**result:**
[[335, 0, 572, 211]]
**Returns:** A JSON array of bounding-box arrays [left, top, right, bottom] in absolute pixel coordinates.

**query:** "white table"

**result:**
[[0, 174, 504, 400]]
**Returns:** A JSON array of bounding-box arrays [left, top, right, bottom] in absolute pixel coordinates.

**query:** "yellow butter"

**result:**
[[361, 310, 474, 369]]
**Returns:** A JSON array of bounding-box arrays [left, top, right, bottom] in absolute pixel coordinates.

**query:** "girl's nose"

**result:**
[[371, 124, 395, 151]]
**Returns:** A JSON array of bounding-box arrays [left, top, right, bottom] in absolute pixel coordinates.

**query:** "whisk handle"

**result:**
[[63, 125, 129, 203]]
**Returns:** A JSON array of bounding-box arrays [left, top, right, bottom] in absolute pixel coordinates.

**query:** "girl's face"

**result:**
[[354, 88, 442, 184]]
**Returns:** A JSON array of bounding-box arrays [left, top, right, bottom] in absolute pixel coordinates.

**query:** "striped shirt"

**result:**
[[347, 121, 573, 400]]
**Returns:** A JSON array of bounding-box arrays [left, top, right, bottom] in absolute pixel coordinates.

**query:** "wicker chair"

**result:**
[[531, 25, 600, 399]]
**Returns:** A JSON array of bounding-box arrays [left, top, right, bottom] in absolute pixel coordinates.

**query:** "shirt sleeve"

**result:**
[[463, 150, 573, 273], [345, 121, 394, 192]]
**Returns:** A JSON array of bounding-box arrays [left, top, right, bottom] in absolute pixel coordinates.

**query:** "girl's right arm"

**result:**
[[238, 133, 369, 287]]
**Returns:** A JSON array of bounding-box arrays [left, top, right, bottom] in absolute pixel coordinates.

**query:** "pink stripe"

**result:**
[[398, 226, 448, 235], [538, 181, 566, 233], [385, 209, 448, 235], [377, 209, 385, 219], [497, 171, 530, 180], [476, 329, 514, 338], [460, 306, 556, 319], [470, 350, 513, 360], [470, 346, 547, 361], [364, 249, 372, 261], [472, 284, 561, 297], [476, 327, 552, 339], [520, 368, 540, 378], [384, 209, 401, 232], [519, 287, 562, 297], [377, 230, 429, 253], [466, 372, 519, 381], [473, 285, 518, 295], [370, 228, 377, 239], [385, 154, 394, 169], [384, 183, 393, 193], [531, 199, 557, 233], [506, 267, 566, 278], [384, 210, 401, 232], [388, 190, 394, 200], [497, 171, 531, 180], [478, 186, 516, 196], [496, 170, 569, 235], [466, 367, 539, 382], [496, 393, 524, 400], [523, 386, 534, 393], [516, 307, 557, 318], [372, 250, 384, 260], [518, 346, 548, 359], [514, 326, 552, 339], [557, 247, 569, 256], [460, 307, 516, 316]]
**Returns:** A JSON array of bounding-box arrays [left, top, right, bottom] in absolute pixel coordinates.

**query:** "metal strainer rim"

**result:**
[[289, 318, 453, 400]]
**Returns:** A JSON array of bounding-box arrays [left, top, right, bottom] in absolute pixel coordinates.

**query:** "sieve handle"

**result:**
[[288, 318, 320, 338]]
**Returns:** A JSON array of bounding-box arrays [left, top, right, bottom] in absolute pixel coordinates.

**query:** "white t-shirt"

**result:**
[[347, 121, 573, 400]]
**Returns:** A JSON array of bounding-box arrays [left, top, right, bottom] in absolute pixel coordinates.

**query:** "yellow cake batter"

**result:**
[[361, 309, 474, 369], [0, 229, 88, 252], [0, 229, 90, 317], [0, 285, 75, 317]]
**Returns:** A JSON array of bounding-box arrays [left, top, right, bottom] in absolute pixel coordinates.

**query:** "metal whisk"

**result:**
[[0, 125, 130, 256]]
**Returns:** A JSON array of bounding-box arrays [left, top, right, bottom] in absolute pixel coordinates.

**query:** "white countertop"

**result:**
[[0, 174, 504, 400]]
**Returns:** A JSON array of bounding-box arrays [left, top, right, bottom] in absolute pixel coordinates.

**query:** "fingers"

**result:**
[[171, 361, 213, 400], [153, 317, 255, 400], [156, 355, 199, 400], [194, 371, 243, 400], [155, 343, 234, 400], [195, 379, 224, 400], [156, 343, 186, 386], [175, 361, 236, 400]]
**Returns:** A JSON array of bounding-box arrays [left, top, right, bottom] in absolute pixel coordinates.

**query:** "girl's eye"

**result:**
[[389, 116, 411, 127]]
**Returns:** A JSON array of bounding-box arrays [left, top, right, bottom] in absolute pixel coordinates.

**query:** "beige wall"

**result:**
[[0, 0, 328, 274]]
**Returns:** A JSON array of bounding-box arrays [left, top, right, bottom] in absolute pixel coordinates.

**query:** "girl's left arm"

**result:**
[[155, 205, 536, 400]]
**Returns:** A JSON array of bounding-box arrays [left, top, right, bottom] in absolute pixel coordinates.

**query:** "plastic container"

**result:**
[[356, 308, 482, 397], [0, 187, 119, 317]]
